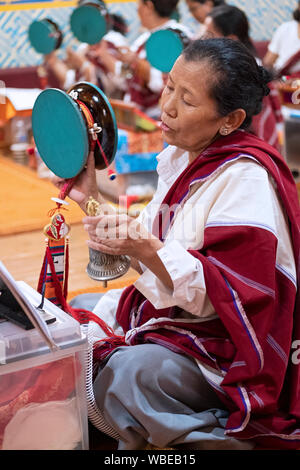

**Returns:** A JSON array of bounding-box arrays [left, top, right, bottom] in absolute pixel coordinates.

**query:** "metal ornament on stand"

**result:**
[[85, 196, 130, 288]]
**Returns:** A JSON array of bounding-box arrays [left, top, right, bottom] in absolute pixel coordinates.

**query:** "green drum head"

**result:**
[[32, 89, 89, 179], [29, 20, 58, 55], [70, 5, 107, 44], [146, 29, 184, 73]]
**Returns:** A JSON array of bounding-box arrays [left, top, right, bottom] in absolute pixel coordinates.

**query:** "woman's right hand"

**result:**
[[51, 151, 100, 212]]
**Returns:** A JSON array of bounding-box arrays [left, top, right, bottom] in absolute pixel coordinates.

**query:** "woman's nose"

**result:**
[[162, 93, 177, 118]]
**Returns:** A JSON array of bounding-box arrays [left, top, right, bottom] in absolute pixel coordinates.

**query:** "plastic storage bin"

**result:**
[[0, 280, 89, 450]]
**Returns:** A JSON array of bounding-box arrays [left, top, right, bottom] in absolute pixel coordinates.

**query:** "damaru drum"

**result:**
[[70, 0, 111, 45], [28, 19, 63, 55], [32, 81, 118, 178]]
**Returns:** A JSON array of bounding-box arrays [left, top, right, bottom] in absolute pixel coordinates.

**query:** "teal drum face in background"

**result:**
[[70, 0, 109, 45], [145, 28, 190, 73], [32, 82, 118, 179], [28, 19, 63, 55]]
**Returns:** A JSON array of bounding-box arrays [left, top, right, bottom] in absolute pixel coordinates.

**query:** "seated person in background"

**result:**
[[263, 1, 300, 77], [203, 4, 283, 151], [96, 0, 192, 120], [45, 45, 97, 90], [54, 38, 300, 451], [86, 13, 129, 99], [44, 13, 128, 98], [185, 0, 226, 38]]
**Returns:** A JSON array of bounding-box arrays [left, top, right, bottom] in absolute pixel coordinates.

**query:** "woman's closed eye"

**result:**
[[182, 95, 195, 106], [165, 84, 174, 92]]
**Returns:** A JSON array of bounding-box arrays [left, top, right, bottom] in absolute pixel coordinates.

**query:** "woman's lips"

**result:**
[[159, 121, 174, 132]]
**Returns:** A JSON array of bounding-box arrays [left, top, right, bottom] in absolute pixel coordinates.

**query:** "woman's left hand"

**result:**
[[82, 213, 162, 261]]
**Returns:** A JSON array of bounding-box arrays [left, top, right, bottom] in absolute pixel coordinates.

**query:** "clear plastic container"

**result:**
[[0, 281, 89, 450]]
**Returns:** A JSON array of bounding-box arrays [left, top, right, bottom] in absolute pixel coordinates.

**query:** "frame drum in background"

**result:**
[[28, 19, 63, 55], [70, 0, 110, 45], [145, 28, 190, 73]]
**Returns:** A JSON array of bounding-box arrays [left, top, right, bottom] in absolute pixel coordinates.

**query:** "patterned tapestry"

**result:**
[[0, 0, 297, 68]]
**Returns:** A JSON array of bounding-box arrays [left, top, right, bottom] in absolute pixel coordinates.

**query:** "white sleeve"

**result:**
[[268, 24, 284, 54], [134, 239, 207, 316], [63, 69, 76, 90], [148, 67, 164, 94], [114, 60, 124, 78]]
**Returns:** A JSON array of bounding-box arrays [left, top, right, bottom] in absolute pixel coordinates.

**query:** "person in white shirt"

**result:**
[[53, 39, 300, 451], [95, 0, 192, 119], [263, 1, 300, 76]]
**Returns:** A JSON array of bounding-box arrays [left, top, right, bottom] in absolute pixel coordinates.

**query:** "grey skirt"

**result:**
[[71, 293, 254, 450]]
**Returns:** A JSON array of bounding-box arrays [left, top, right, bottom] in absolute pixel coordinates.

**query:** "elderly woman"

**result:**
[[55, 39, 300, 450]]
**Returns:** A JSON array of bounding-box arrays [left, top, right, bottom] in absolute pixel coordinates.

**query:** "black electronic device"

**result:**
[[0, 278, 56, 330]]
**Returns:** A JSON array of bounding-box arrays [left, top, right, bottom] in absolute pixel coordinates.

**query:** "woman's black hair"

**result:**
[[183, 38, 272, 129], [293, 1, 300, 22], [110, 13, 128, 35], [190, 0, 225, 5], [207, 5, 256, 55], [143, 0, 179, 18]]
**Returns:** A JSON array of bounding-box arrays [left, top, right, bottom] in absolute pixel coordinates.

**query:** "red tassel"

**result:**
[[58, 178, 77, 201], [47, 203, 69, 218], [37, 241, 48, 294]]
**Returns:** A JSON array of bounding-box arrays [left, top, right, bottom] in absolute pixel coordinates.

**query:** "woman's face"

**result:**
[[186, 0, 212, 24], [160, 55, 225, 158], [137, 0, 151, 29]]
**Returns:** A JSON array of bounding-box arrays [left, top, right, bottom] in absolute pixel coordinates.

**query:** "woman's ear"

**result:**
[[219, 109, 247, 135], [144, 0, 155, 14]]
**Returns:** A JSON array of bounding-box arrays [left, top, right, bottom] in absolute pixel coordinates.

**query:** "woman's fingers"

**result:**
[[51, 175, 65, 188], [83, 214, 148, 242], [86, 151, 96, 175], [86, 239, 122, 255]]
